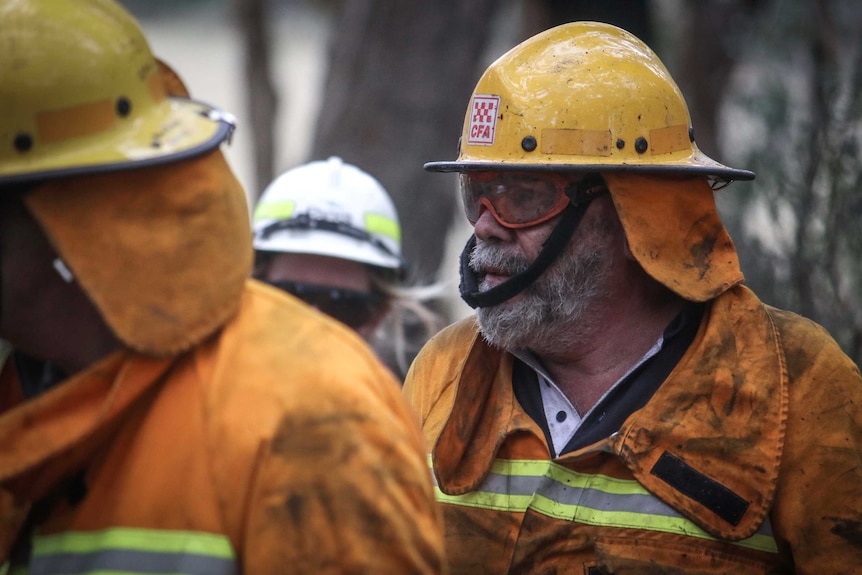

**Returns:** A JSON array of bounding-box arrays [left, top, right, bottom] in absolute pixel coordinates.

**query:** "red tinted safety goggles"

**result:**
[[460, 172, 582, 229]]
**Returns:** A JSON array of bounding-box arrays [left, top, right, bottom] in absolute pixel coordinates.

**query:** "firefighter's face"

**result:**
[[0, 192, 122, 374], [254, 252, 387, 339], [0, 195, 59, 349], [469, 194, 623, 354]]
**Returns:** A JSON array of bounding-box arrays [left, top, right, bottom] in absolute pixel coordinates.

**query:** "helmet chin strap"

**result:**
[[459, 178, 606, 309]]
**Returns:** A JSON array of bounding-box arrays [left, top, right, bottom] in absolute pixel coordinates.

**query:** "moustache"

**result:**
[[469, 243, 530, 276]]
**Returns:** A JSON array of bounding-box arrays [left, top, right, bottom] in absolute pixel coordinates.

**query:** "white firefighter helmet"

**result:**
[[252, 157, 405, 273]]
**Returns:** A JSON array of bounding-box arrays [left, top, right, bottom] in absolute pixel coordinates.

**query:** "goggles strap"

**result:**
[[458, 177, 606, 309]]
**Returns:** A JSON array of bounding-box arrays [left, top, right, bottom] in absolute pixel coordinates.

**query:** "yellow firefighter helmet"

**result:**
[[426, 21, 753, 184], [0, 0, 234, 185]]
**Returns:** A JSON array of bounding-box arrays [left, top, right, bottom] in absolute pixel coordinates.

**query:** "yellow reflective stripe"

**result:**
[[529, 493, 777, 553], [430, 457, 778, 554], [434, 486, 534, 512], [29, 528, 236, 575], [546, 461, 666, 496], [364, 213, 400, 243], [253, 200, 296, 222], [489, 458, 551, 477], [33, 528, 233, 558]]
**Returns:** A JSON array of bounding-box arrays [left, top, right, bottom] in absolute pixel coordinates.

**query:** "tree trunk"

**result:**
[[311, 0, 502, 284], [675, 1, 763, 158], [235, 0, 279, 204]]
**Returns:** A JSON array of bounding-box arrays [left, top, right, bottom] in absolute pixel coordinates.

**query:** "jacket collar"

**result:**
[[608, 286, 786, 540], [432, 326, 544, 494], [433, 286, 785, 541], [0, 351, 177, 501]]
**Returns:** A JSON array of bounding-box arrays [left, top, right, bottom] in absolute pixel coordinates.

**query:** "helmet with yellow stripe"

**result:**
[[426, 21, 753, 185], [0, 0, 234, 185]]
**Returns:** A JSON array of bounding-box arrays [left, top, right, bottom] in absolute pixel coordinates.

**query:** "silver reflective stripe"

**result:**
[[29, 527, 237, 575], [431, 457, 778, 554]]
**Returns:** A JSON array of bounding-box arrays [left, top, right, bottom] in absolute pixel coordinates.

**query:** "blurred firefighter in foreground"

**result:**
[[405, 21, 862, 573], [252, 157, 444, 380], [0, 1, 444, 572]]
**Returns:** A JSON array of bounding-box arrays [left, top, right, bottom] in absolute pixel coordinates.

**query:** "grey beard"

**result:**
[[470, 240, 609, 354]]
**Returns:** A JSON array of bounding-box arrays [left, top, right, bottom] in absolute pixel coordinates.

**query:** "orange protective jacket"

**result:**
[[0, 280, 444, 574], [404, 285, 862, 574]]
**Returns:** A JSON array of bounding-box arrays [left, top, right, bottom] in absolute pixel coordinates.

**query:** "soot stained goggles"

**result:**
[[267, 280, 384, 329], [460, 172, 605, 229]]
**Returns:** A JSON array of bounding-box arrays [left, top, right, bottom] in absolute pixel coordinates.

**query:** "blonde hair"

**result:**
[[368, 273, 448, 380]]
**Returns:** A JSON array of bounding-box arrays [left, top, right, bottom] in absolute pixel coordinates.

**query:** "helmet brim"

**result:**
[[0, 98, 233, 186], [424, 160, 755, 183], [253, 227, 405, 272]]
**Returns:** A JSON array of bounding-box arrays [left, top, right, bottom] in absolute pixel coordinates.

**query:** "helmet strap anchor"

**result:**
[[52, 257, 75, 283]]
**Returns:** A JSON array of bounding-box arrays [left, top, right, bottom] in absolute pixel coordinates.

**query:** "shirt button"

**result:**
[[556, 411, 567, 423]]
